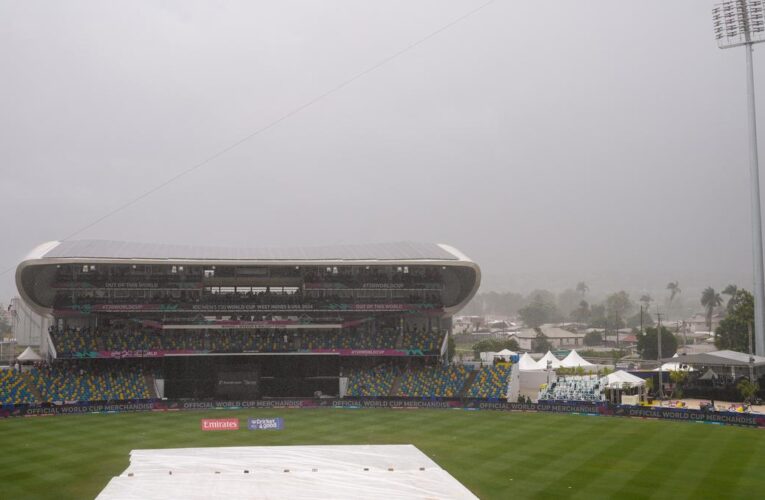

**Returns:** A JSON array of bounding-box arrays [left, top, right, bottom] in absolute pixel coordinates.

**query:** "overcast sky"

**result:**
[[1, 0, 763, 304]]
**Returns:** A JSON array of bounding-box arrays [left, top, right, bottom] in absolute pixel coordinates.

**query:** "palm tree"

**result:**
[[576, 282, 589, 298], [700, 287, 723, 333], [639, 294, 652, 311], [666, 281, 681, 316], [722, 284, 738, 312]]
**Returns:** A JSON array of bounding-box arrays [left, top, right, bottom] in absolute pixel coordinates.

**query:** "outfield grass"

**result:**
[[1, 408, 764, 499]]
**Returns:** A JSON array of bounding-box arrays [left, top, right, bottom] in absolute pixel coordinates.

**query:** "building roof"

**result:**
[[36, 239, 463, 262], [663, 350, 765, 368]]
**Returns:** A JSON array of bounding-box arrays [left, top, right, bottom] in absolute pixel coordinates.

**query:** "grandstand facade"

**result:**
[[13, 239, 480, 401]]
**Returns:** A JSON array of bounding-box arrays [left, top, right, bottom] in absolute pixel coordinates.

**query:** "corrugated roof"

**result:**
[[41, 239, 461, 262]]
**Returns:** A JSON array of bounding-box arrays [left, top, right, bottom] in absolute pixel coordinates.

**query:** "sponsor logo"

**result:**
[[248, 417, 284, 430], [201, 418, 239, 431]]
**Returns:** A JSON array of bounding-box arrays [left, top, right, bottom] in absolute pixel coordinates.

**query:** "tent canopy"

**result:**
[[536, 351, 561, 369], [17, 346, 42, 362], [655, 353, 695, 372], [600, 370, 645, 389], [661, 350, 765, 368], [497, 349, 516, 356], [560, 350, 594, 368], [518, 352, 542, 371]]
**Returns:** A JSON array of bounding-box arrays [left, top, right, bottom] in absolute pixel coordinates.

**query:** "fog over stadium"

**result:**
[[1, 0, 763, 305]]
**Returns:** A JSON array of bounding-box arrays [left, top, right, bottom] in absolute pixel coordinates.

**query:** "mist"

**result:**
[[1, 0, 763, 308]]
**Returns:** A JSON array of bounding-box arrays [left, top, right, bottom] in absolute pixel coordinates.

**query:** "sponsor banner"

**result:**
[[201, 418, 240, 431], [311, 349, 412, 357], [248, 417, 284, 430], [333, 399, 462, 409]]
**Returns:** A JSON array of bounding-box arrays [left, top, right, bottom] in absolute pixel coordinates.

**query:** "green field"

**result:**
[[1, 408, 764, 499]]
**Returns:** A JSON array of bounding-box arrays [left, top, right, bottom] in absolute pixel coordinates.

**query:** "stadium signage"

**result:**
[[201, 418, 240, 431], [5, 399, 764, 428], [248, 417, 284, 430]]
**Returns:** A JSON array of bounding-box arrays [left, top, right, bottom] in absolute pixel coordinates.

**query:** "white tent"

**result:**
[[496, 349, 516, 361], [560, 349, 594, 368], [536, 351, 561, 370], [600, 370, 645, 389], [16, 346, 42, 362], [654, 353, 695, 372], [518, 352, 542, 371], [699, 368, 719, 380]]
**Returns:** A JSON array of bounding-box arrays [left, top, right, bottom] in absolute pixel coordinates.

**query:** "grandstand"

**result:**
[[9, 239, 480, 403]]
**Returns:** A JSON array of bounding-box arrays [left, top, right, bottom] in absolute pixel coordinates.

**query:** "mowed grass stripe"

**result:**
[[2, 409, 765, 500]]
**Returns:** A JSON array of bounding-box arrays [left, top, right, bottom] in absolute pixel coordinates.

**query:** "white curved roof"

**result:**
[[33, 239, 464, 262]]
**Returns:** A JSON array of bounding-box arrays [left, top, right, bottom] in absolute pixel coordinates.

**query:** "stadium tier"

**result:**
[[13, 239, 481, 401], [0, 369, 37, 404], [465, 365, 512, 400]]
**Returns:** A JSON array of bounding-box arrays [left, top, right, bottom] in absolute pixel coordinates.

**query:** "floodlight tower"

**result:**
[[713, 0, 765, 355]]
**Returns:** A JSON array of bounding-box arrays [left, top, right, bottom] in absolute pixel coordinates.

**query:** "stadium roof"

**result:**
[[30, 239, 465, 262]]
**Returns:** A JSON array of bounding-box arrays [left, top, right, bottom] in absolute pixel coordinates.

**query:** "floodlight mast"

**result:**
[[713, 1, 765, 356]]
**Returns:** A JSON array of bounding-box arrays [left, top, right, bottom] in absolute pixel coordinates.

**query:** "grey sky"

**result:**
[[1, 0, 763, 304]]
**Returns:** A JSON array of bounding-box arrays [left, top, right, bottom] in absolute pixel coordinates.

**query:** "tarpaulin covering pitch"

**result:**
[[96, 445, 477, 499]]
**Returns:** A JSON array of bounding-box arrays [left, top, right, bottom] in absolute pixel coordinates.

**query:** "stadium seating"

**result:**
[[396, 365, 467, 398], [346, 365, 397, 397], [52, 327, 444, 356], [538, 375, 604, 402], [401, 328, 442, 353], [465, 365, 512, 400], [29, 363, 150, 402], [50, 327, 99, 355], [0, 370, 36, 404]]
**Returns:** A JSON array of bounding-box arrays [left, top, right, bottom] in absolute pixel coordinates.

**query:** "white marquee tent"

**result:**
[[536, 351, 561, 370], [518, 352, 541, 371], [600, 370, 645, 390], [560, 350, 594, 368]]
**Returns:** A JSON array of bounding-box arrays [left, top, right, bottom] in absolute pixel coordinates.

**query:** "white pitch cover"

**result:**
[[96, 445, 477, 499]]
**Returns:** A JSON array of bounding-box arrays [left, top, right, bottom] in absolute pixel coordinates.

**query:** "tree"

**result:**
[[715, 290, 754, 352], [667, 281, 681, 302], [666, 281, 681, 316], [584, 330, 602, 346], [570, 300, 591, 324], [605, 291, 633, 330], [639, 294, 652, 312], [471, 338, 520, 359], [701, 287, 723, 333], [557, 289, 581, 318], [737, 378, 759, 404], [531, 329, 552, 352], [576, 281, 589, 298], [518, 294, 559, 328], [722, 284, 739, 312], [589, 304, 607, 328], [637, 326, 678, 360], [669, 370, 688, 399]]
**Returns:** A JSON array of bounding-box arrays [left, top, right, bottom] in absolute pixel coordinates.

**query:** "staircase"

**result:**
[[389, 374, 402, 397], [144, 373, 158, 398], [459, 371, 478, 398], [22, 372, 45, 403]]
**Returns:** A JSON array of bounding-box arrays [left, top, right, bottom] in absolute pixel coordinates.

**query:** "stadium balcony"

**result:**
[[0, 369, 37, 404], [396, 365, 467, 398], [465, 365, 512, 400]]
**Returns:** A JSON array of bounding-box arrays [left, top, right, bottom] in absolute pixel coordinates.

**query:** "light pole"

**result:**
[[713, 1, 765, 355]]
